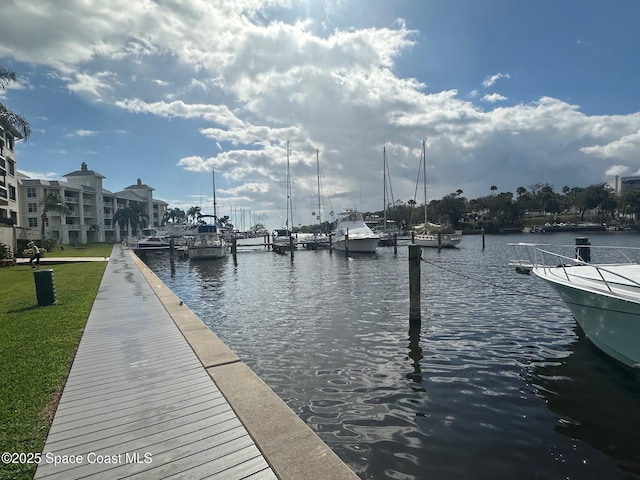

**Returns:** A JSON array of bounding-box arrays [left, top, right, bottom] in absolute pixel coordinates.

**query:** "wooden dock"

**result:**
[[35, 244, 358, 479]]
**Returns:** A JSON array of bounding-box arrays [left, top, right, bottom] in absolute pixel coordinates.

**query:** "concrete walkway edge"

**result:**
[[128, 249, 359, 480]]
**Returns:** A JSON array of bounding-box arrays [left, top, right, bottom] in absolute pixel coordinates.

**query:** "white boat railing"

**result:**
[[509, 242, 640, 292]]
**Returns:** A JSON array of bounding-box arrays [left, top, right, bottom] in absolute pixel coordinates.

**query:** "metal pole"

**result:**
[[409, 244, 421, 324], [345, 229, 349, 256]]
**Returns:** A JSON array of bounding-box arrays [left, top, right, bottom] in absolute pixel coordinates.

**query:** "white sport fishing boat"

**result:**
[[510, 241, 640, 371], [332, 209, 379, 253]]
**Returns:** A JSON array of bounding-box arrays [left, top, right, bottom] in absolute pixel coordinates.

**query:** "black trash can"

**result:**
[[34, 269, 57, 306]]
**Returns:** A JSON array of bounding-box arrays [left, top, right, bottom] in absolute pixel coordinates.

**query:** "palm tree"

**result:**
[[0, 67, 30, 139], [186, 206, 202, 224], [39, 192, 71, 239], [490, 185, 498, 195], [113, 204, 148, 236]]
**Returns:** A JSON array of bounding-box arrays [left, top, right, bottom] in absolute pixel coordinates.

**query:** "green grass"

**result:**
[[45, 243, 114, 258], [0, 261, 107, 479]]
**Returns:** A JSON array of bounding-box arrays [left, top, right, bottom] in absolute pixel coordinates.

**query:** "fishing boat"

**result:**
[[332, 209, 380, 253], [187, 171, 228, 260], [413, 140, 461, 248], [187, 222, 227, 260], [511, 241, 640, 371], [128, 228, 171, 252]]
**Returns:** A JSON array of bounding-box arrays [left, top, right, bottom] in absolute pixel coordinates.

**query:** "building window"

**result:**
[[7, 161, 14, 176], [9, 186, 16, 200], [28, 202, 38, 213], [27, 187, 37, 198], [6, 135, 14, 150], [28, 217, 38, 228]]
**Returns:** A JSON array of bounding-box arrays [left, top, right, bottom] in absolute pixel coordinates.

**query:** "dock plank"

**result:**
[[35, 245, 276, 480]]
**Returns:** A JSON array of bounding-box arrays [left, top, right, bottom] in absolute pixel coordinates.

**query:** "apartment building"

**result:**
[[0, 121, 20, 225], [19, 162, 168, 244]]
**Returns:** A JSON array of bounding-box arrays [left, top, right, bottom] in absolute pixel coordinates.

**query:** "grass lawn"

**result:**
[[0, 256, 110, 479]]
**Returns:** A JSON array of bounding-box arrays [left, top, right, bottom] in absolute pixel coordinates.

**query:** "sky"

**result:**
[[1, 0, 640, 231]]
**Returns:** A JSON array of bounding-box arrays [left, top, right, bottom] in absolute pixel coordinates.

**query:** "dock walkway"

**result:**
[[35, 244, 357, 479]]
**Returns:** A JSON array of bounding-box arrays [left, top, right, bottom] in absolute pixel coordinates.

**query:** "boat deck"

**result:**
[[35, 244, 357, 479]]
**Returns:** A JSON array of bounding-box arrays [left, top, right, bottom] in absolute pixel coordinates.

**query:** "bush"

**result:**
[[16, 239, 56, 257]]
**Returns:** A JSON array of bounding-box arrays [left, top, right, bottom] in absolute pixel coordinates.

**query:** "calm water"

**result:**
[[142, 232, 640, 480]]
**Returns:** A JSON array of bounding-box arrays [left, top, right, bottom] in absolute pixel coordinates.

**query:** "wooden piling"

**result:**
[[409, 244, 421, 324], [232, 237, 237, 262], [481, 227, 485, 250], [437, 232, 442, 252], [393, 233, 398, 255], [289, 236, 294, 260], [345, 229, 349, 256]]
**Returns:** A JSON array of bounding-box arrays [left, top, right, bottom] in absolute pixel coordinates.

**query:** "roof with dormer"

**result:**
[[64, 161, 106, 179], [124, 178, 155, 191]]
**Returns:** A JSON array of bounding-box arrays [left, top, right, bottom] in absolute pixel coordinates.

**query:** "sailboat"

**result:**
[[272, 141, 296, 254], [378, 147, 398, 246], [187, 170, 228, 260], [414, 140, 461, 248], [303, 149, 330, 249]]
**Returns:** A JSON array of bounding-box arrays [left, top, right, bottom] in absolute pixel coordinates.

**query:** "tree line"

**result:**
[[294, 182, 638, 234]]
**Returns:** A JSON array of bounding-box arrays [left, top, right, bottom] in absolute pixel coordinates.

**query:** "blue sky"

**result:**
[[1, 0, 640, 230]]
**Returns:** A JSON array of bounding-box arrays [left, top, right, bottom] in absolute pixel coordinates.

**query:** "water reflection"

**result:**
[[406, 323, 424, 386], [533, 326, 640, 477]]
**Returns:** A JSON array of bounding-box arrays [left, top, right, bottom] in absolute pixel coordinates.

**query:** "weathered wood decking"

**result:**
[[36, 244, 359, 479]]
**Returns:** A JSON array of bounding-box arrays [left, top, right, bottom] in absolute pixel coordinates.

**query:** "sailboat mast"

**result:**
[[316, 149, 321, 226], [383, 147, 387, 232], [423, 139, 427, 226], [212, 169, 218, 220], [286, 141, 293, 230]]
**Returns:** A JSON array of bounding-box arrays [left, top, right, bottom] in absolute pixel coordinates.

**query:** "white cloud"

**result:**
[[3, 1, 640, 227], [482, 73, 510, 88], [581, 130, 640, 159], [605, 165, 629, 176], [482, 93, 507, 103], [66, 71, 117, 100], [65, 129, 98, 137]]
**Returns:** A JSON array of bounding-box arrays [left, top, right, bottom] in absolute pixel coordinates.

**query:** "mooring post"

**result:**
[[575, 237, 591, 263], [345, 229, 349, 256], [393, 233, 398, 255], [481, 227, 485, 250], [169, 237, 175, 256], [289, 236, 294, 260], [329, 233, 333, 252], [409, 244, 421, 324], [232, 236, 237, 261], [411, 230, 415, 243], [437, 232, 442, 252]]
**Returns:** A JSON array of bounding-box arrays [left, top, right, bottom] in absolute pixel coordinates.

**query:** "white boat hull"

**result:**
[[333, 237, 379, 253], [188, 245, 227, 260], [533, 266, 640, 369], [414, 233, 461, 248]]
